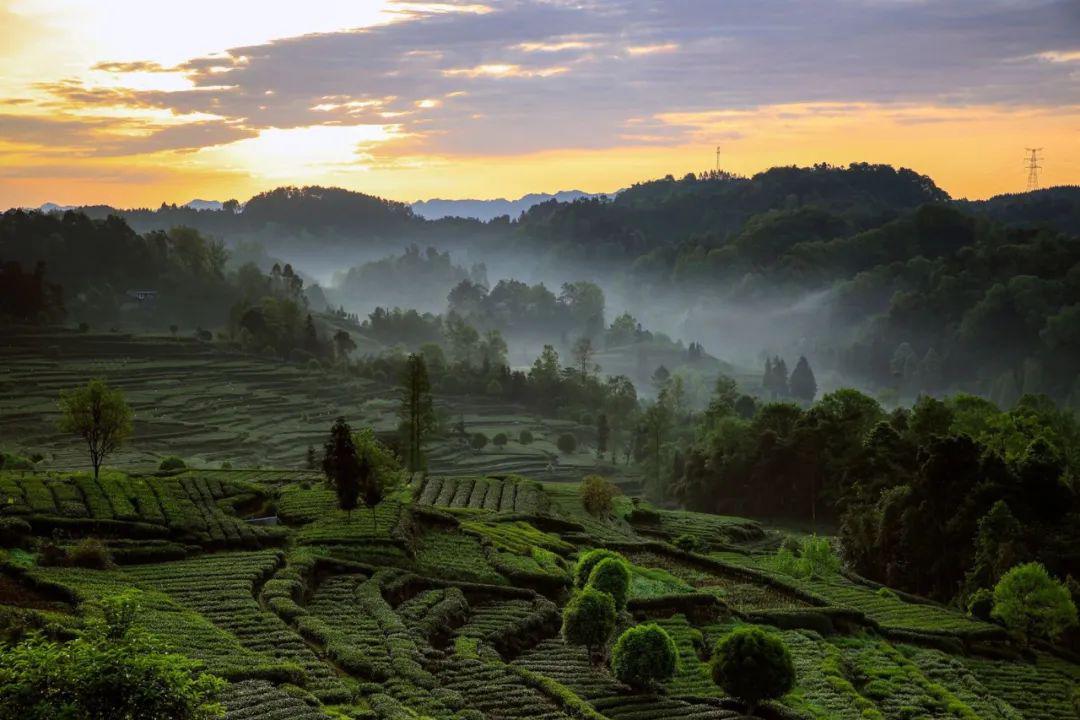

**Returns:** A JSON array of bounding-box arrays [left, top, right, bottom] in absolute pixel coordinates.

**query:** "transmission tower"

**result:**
[[1025, 147, 1043, 191], [715, 145, 721, 172]]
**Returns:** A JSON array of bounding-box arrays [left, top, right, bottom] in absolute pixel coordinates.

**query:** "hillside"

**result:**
[[2, 330, 1079, 720]]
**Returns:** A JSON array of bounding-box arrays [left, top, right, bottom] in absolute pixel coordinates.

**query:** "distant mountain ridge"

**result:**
[[410, 190, 609, 221]]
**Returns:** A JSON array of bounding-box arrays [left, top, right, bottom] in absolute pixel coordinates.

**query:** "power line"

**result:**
[[1025, 147, 1043, 191]]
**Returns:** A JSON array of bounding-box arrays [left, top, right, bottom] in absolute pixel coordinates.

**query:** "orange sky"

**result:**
[[1, 0, 1078, 207]]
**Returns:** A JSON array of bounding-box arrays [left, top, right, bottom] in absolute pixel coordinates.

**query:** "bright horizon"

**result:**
[[2, 0, 1079, 208]]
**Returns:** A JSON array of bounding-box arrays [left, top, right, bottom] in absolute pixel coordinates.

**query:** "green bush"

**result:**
[[573, 549, 623, 588], [471, 433, 488, 451], [588, 557, 631, 611], [557, 433, 577, 454], [492, 433, 508, 448], [674, 534, 701, 553], [580, 474, 618, 516], [519, 430, 534, 445], [561, 587, 616, 660], [159, 456, 187, 471], [710, 625, 795, 715], [992, 562, 1078, 643], [610, 624, 677, 689], [68, 538, 114, 570], [0, 593, 224, 719], [0, 517, 32, 549], [774, 534, 840, 579]]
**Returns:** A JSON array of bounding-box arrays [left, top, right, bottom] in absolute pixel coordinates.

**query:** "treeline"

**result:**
[[674, 385, 1079, 605]]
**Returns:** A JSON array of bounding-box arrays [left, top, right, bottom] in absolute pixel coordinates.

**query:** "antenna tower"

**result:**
[[1025, 147, 1043, 191]]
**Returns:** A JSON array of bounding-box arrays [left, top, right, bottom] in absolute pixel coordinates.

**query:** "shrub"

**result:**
[[493, 433, 508, 448], [68, 538, 114, 569], [774, 535, 840, 579], [158, 456, 187, 471], [674, 534, 701, 553], [0, 518, 31, 549], [518, 430, 533, 445], [966, 588, 994, 621], [561, 587, 616, 661], [610, 624, 677, 689], [992, 562, 1078, 643], [485, 379, 503, 396], [580, 475, 618, 516], [557, 433, 577, 454], [574, 549, 622, 589], [588, 557, 631, 611], [471, 433, 488, 451], [710, 626, 795, 715]]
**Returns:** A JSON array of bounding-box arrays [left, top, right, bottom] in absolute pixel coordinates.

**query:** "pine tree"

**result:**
[[789, 356, 817, 403], [399, 354, 434, 473], [773, 357, 789, 397], [322, 418, 361, 517]]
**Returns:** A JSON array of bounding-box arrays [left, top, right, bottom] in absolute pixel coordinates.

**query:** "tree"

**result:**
[[399, 354, 434, 473], [0, 590, 224, 719], [561, 587, 616, 663], [57, 379, 133, 479], [580, 474, 618, 515], [322, 417, 361, 517], [493, 432, 508, 448], [519, 429, 534, 445], [557, 433, 577, 454], [789, 356, 817, 403], [587, 557, 631, 610], [710, 626, 795, 715], [642, 398, 671, 496], [610, 624, 678, 689], [574, 549, 624, 588], [572, 336, 597, 377], [992, 562, 1078, 644], [763, 356, 789, 398], [352, 427, 402, 530], [471, 433, 488, 451], [306, 445, 317, 470], [596, 413, 610, 457], [333, 329, 356, 361]]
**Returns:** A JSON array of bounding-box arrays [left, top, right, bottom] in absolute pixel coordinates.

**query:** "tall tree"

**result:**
[[333, 329, 356, 362], [58, 379, 133, 479], [572, 336, 597, 377], [596, 413, 610, 458], [789, 356, 818, 403], [322, 417, 361, 517], [399, 354, 434, 473]]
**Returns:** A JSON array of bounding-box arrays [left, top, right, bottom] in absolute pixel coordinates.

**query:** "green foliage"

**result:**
[[579, 474, 618, 516], [966, 588, 994, 621], [471, 432, 488, 451], [0, 517, 31, 548], [399, 353, 434, 473], [587, 557, 631, 611], [573, 549, 623, 588], [561, 587, 616, 658], [159, 455, 187, 471], [518, 429, 534, 445], [57, 379, 133, 479], [773, 535, 840, 580], [710, 625, 795, 714], [673, 533, 702, 553], [610, 623, 678, 689], [992, 562, 1078, 643], [0, 590, 224, 720], [493, 432, 508, 448], [557, 433, 577, 454]]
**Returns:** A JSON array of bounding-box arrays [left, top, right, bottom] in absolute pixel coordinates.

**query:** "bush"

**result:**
[[68, 538, 114, 570], [588, 557, 631, 611], [992, 562, 1078, 643], [493, 433, 508, 448], [519, 430, 533, 445], [774, 535, 840, 579], [574, 549, 623, 589], [0, 518, 32, 549], [557, 433, 577, 454], [471, 433, 488, 451], [710, 626, 795, 715], [966, 588, 994, 621], [610, 624, 677, 689], [674, 534, 701, 553], [158, 456, 187, 471], [561, 587, 616, 660], [580, 475, 618, 516]]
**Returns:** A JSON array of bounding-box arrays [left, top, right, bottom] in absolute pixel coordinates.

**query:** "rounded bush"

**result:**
[[580, 474, 618, 516], [610, 624, 677, 689], [588, 557, 631, 611], [674, 534, 701, 553], [561, 587, 616, 657], [557, 433, 577, 454], [966, 588, 994, 621], [67, 538, 114, 570], [574, 549, 623, 589], [518, 429, 534, 445], [493, 432, 508, 448], [710, 626, 795, 714], [470, 433, 488, 451], [158, 456, 187, 471]]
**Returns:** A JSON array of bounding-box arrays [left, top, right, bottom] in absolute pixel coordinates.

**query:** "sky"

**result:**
[[1, 0, 1078, 208]]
